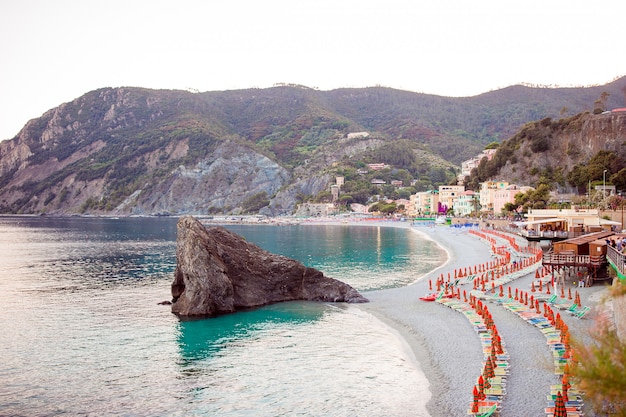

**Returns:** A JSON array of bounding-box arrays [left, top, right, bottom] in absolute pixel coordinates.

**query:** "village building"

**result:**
[[515, 208, 621, 241], [294, 203, 338, 217], [409, 190, 439, 217], [457, 148, 497, 183], [330, 184, 340, 202], [479, 181, 509, 214], [453, 190, 479, 216], [493, 184, 533, 214], [367, 163, 389, 171], [438, 185, 465, 212]]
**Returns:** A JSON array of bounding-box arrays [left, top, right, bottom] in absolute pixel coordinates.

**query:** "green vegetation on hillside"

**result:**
[[1, 78, 625, 215]]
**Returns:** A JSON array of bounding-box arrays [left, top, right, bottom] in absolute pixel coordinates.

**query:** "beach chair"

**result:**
[[546, 294, 557, 304], [477, 404, 498, 416], [572, 305, 591, 319]]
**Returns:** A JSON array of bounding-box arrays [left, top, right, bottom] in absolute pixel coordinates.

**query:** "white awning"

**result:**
[[599, 219, 622, 225], [513, 218, 566, 227]]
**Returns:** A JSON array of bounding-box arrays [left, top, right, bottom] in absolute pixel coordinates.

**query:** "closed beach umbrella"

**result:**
[[562, 375, 570, 403], [554, 391, 567, 417], [490, 344, 497, 363], [478, 375, 486, 400], [471, 385, 479, 412]]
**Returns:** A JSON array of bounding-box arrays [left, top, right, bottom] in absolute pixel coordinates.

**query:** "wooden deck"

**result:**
[[542, 253, 605, 278]]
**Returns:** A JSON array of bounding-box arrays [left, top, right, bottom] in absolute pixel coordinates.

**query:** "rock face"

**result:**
[[170, 216, 368, 317]]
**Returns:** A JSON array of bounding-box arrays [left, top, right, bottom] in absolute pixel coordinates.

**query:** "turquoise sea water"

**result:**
[[0, 217, 444, 416]]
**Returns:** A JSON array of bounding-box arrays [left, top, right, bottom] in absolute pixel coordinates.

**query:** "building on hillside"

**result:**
[[453, 190, 479, 216], [347, 132, 370, 139], [391, 180, 404, 187], [458, 149, 498, 183], [336, 176, 345, 187], [438, 185, 465, 213], [371, 179, 386, 185], [330, 184, 340, 202], [493, 184, 533, 214], [479, 181, 509, 214], [409, 190, 439, 217], [367, 163, 389, 171]]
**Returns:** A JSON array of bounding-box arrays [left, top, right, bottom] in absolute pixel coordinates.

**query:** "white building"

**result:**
[[453, 190, 479, 216]]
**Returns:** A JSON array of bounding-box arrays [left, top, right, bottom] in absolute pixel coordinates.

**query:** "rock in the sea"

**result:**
[[171, 216, 368, 316]]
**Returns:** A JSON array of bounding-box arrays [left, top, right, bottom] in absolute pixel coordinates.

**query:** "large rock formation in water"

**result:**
[[171, 216, 368, 316]]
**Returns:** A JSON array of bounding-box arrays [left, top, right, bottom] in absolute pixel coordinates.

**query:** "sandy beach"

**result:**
[[308, 219, 611, 416]]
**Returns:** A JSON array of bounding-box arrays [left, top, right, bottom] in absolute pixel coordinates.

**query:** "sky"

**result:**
[[0, 0, 625, 140]]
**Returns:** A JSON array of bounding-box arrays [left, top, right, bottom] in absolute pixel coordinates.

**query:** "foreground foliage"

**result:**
[[572, 281, 626, 416]]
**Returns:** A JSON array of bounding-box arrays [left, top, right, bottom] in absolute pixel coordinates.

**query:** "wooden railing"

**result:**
[[607, 246, 626, 277], [542, 253, 605, 267]]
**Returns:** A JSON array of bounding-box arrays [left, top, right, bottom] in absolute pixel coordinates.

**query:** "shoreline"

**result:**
[[308, 218, 610, 416]]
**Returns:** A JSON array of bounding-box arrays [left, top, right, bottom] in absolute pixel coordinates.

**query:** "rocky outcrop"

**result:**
[[170, 216, 368, 316]]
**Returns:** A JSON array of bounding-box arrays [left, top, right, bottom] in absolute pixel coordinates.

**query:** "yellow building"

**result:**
[[479, 181, 509, 214]]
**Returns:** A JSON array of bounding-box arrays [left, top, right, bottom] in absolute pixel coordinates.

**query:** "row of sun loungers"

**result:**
[[432, 228, 587, 416]]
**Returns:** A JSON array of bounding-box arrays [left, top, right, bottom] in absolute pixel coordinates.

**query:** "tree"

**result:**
[[339, 194, 354, 206], [241, 191, 270, 213], [593, 91, 611, 114], [611, 168, 626, 193], [484, 142, 500, 150], [572, 281, 626, 416]]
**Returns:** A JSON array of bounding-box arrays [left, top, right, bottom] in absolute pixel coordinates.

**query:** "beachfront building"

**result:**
[[493, 185, 534, 214], [438, 185, 465, 213], [479, 181, 509, 214], [294, 203, 338, 217], [515, 208, 622, 241], [409, 190, 439, 217], [452, 190, 479, 216], [394, 198, 411, 213]]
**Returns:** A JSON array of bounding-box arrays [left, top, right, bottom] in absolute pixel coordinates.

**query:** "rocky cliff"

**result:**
[[171, 216, 368, 316], [502, 111, 626, 182]]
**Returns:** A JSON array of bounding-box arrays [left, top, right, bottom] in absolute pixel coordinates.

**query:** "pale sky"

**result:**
[[1, 0, 624, 140]]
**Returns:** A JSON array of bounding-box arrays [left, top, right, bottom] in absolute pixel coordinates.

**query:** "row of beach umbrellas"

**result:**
[[429, 230, 580, 417]]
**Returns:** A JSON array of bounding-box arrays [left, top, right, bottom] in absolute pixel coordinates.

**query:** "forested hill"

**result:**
[[0, 76, 625, 216]]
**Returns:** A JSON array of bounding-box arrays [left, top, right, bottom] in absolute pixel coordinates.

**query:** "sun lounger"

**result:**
[[476, 404, 498, 416], [546, 294, 558, 304], [570, 305, 590, 319]]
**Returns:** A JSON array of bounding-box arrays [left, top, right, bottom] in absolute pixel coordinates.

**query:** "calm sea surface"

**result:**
[[0, 216, 444, 416]]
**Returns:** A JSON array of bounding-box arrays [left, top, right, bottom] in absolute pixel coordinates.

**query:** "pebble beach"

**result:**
[[316, 220, 612, 416]]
